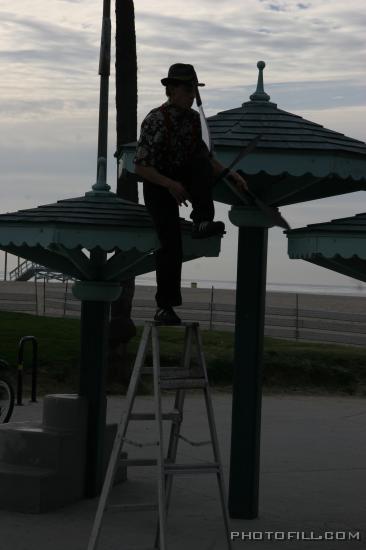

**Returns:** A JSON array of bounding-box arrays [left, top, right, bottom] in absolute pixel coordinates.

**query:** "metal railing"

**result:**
[[16, 336, 38, 406], [9, 260, 42, 281], [9, 258, 73, 283], [1, 283, 366, 347]]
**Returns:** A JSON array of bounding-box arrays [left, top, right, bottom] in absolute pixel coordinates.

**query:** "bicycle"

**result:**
[[0, 359, 15, 423]]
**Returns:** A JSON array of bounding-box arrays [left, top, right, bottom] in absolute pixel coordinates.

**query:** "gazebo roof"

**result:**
[[209, 97, 366, 156], [208, 61, 366, 207], [0, 194, 162, 251], [286, 213, 366, 282], [0, 191, 221, 281]]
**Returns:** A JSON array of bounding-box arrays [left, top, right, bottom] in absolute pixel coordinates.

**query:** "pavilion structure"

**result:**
[[0, 1, 222, 503], [0, 175, 222, 501], [122, 60, 366, 519], [287, 212, 366, 281], [2, 12, 366, 518], [204, 61, 366, 518]]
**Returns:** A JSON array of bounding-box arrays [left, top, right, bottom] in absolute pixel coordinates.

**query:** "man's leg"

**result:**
[[181, 156, 215, 223], [181, 156, 225, 239], [143, 182, 183, 309]]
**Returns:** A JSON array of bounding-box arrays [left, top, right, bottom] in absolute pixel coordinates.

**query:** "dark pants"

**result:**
[[143, 156, 215, 308]]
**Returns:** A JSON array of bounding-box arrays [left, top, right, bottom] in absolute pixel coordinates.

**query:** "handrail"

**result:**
[[9, 260, 42, 281], [9, 259, 73, 282], [17, 336, 38, 405]]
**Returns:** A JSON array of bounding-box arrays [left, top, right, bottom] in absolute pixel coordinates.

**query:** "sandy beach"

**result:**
[[134, 283, 366, 314], [2, 280, 366, 314]]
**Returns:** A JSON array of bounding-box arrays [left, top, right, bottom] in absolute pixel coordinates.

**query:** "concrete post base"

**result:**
[[0, 394, 126, 512]]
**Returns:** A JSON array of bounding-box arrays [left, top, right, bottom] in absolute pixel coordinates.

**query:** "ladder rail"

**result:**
[[151, 326, 168, 550], [153, 323, 194, 546], [153, 386, 186, 549], [193, 325, 233, 549], [165, 322, 193, 501], [87, 324, 152, 550], [87, 321, 232, 550]]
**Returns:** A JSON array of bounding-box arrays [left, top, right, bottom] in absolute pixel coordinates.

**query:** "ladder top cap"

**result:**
[[145, 321, 200, 327]]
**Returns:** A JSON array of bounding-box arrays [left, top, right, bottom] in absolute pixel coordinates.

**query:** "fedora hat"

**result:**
[[161, 63, 205, 87]]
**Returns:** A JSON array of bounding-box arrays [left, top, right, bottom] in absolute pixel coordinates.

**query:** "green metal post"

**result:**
[[79, 299, 110, 497], [228, 226, 268, 518], [4, 252, 7, 281]]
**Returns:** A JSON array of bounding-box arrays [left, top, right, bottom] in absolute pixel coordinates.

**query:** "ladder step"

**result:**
[[141, 367, 203, 378], [120, 458, 157, 467], [108, 503, 158, 512], [161, 372, 203, 381], [129, 410, 182, 422], [120, 459, 220, 475], [150, 321, 199, 327], [164, 462, 220, 475], [160, 378, 206, 390]]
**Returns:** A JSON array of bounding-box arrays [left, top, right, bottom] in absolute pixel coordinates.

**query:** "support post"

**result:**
[[73, 280, 121, 498], [79, 299, 110, 497], [228, 206, 270, 519], [4, 252, 7, 281]]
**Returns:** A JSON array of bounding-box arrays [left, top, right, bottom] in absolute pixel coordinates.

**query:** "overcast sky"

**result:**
[[1, 0, 366, 288]]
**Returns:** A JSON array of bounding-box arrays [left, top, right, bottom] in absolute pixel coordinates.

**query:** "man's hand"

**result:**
[[229, 171, 249, 192], [168, 180, 190, 206]]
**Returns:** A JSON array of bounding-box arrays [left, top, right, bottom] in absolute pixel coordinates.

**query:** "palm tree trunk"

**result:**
[[109, 0, 138, 383]]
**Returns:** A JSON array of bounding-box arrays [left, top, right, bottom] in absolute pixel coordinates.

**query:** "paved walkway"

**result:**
[[1, 393, 366, 549]]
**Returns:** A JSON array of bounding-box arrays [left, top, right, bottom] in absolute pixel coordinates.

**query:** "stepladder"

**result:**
[[87, 321, 233, 550]]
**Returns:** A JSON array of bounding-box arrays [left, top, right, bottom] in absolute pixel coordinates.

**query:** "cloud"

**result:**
[[0, 11, 96, 68], [267, 3, 287, 11], [1, 0, 366, 288]]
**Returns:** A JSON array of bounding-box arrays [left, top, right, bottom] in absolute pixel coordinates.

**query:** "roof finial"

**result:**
[[250, 61, 270, 102]]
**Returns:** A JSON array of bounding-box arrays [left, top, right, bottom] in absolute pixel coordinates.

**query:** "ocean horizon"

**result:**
[[135, 276, 366, 297], [2, 269, 366, 298]]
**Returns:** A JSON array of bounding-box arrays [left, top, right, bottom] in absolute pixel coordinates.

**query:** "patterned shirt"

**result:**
[[134, 101, 210, 178]]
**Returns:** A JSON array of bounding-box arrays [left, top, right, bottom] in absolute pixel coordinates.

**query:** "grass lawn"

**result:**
[[1, 310, 366, 396]]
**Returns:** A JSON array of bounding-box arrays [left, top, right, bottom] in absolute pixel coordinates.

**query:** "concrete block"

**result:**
[[0, 422, 61, 468], [42, 394, 87, 432], [0, 463, 56, 513], [0, 395, 127, 512]]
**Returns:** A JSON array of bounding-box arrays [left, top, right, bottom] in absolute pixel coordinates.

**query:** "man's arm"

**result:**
[[210, 156, 249, 191], [135, 164, 173, 189], [210, 156, 226, 178], [135, 164, 190, 206]]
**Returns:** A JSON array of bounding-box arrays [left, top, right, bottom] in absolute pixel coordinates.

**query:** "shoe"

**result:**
[[192, 220, 225, 239], [154, 306, 181, 325]]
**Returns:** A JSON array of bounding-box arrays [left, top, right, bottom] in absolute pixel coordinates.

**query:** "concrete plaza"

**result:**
[[1, 392, 365, 549]]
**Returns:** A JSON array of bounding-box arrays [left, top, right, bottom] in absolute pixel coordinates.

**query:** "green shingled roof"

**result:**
[[287, 212, 366, 283], [290, 212, 366, 236], [0, 191, 222, 281], [209, 59, 366, 155], [210, 62, 366, 206], [209, 102, 366, 155], [0, 193, 159, 252], [0, 195, 156, 228], [0, 192, 200, 249]]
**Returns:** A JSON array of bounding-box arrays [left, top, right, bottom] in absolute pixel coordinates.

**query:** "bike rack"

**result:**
[[0, 358, 15, 423], [0, 358, 10, 370], [17, 336, 38, 406]]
